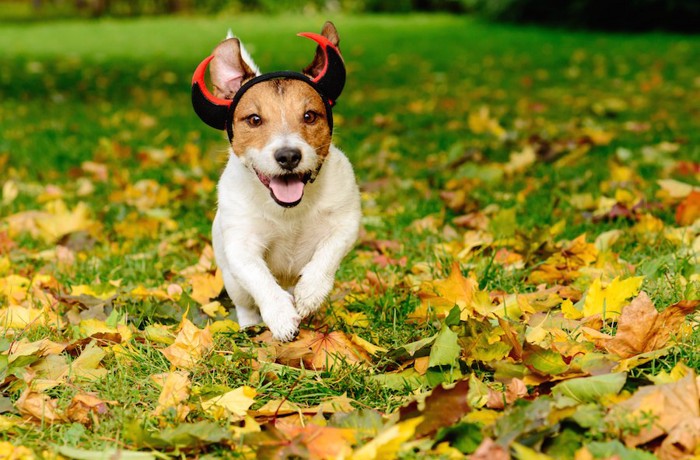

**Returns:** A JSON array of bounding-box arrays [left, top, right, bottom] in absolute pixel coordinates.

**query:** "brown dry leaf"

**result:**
[[256, 329, 371, 371], [65, 392, 111, 426], [16, 390, 64, 424], [610, 372, 699, 447], [399, 380, 471, 439], [603, 293, 700, 358], [657, 417, 700, 460], [160, 318, 213, 370], [152, 371, 191, 419]]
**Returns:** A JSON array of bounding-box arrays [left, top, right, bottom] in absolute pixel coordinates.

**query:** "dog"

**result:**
[[191, 22, 361, 341]]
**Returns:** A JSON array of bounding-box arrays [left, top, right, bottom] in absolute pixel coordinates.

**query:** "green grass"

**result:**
[[1, 12, 699, 458]]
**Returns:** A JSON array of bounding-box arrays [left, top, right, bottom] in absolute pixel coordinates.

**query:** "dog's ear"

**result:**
[[210, 38, 259, 99], [303, 21, 340, 79]]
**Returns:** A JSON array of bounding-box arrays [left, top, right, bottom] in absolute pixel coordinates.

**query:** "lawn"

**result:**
[[1, 12, 699, 459]]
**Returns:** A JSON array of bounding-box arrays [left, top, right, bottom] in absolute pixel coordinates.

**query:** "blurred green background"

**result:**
[[2, 0, 699, 31]]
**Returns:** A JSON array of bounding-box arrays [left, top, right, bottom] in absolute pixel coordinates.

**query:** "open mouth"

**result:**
[[256, 170, 312, 207]]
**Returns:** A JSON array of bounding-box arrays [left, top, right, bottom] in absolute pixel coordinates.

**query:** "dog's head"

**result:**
[[192, 22, 345, 208]]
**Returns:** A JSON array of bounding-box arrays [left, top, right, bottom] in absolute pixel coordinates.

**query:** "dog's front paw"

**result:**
[[294, 272, 333, 319], [261, 293, 301, 342]]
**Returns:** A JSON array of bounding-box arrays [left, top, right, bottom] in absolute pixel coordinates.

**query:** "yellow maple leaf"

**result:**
[[468, 106, 506, 138], [35, 200, 96, 243], [160, 318, 213, 369], [413, 262, 491, 320], [202, 386, 256, 420], [561, 299, 583, 320], [351, 416, 423, 460], [582, 276, 644, 319]]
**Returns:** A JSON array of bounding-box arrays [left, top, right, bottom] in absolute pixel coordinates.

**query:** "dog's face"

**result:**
[[209, 23, 340, 207], [230, 80, 332, 207]]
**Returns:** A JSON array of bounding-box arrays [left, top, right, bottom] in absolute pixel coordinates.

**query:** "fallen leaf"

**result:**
[[414, 262, 491, 320], [202, 386, 256, 421], [676, 190, 700, 226], [256, 329, 371, 371], [603, 293, 700, 358], [552, 373, 627, 403], [581, 276, 644, 319], [15, 390, 64, 424], [275, 423, 356, 460], [0, 441, 34, 460], [471, 438, 510, 460], [160, 317, 213, 370], [399, 379, 470, 438], [609, 372, 699, 447], [351, 416, 423, 460], [152, 371, 190, 419], [65, 392, 111, 426], [657, 417, 700, 460]]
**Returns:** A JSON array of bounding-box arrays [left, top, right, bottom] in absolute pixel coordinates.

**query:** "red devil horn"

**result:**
[[191, 55, 232, 130], [298, 32, 346, 106]]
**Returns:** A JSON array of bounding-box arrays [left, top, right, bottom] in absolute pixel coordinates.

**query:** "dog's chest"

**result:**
[[263, 213, 324, 286]]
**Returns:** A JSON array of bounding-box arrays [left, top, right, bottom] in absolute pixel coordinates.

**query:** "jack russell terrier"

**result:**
[[191, 22, 361, 341]]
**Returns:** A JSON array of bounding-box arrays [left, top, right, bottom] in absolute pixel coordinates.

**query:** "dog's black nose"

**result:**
[[274, 147, 302, 171]]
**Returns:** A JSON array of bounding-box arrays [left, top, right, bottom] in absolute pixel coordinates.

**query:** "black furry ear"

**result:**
[[191, 55, 232, 131], [299, 22, 346, 105]]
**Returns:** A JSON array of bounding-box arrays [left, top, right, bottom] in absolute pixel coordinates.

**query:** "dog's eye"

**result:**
[[246, 114, 262, 127], [303, 111, 318, 124]]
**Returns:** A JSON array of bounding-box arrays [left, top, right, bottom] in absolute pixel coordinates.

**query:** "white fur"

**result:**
[[213, 144, 361, 341]]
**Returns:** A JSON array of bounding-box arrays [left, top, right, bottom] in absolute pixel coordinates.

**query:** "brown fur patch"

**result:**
[[231, 80, 332, 158]]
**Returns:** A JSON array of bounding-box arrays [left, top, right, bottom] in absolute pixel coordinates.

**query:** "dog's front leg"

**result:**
[[294, 218, 360, 318], [222, 230, 301, 342]]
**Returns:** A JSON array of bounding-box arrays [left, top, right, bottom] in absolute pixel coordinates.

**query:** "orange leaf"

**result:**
[[160, 318, 213, 369], [65, 392, 112, 426], [676, 190, 700, 226], [413, 261, 489, 320], [255, 329, 371, 371]]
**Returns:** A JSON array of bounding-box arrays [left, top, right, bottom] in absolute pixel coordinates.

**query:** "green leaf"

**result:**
[[330, 408, 385, 439], [386, 333, 437, 362], [586, 440, 657, 460], [552, 373, 627, 403], [428, 325, 460, 368], [371, 368, 427, 392], [434, 422, 483, 454], [522, 345, 568, 375], [125, 420, 229, 449], [445, 304, 461, 326]]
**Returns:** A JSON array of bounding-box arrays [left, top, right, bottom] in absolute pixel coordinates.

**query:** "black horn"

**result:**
[[191, 55, 232, 131], [298, 32, 346, 106]]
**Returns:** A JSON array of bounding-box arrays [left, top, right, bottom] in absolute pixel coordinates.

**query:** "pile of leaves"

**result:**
[[1, 14, 700, 460]]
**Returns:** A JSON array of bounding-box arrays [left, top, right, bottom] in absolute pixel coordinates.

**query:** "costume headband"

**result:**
[[191, 32, 346, 141]]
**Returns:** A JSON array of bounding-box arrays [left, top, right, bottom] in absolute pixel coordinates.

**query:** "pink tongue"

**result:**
[[269, 176, 304, 204]]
